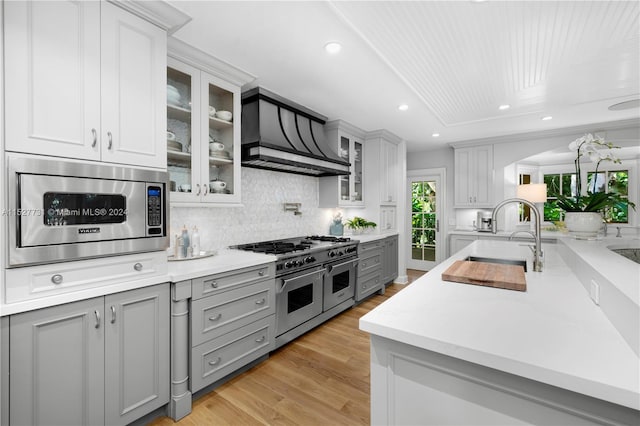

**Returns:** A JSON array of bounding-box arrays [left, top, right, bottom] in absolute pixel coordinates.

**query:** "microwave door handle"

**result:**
[[278, 268, 326, 294]]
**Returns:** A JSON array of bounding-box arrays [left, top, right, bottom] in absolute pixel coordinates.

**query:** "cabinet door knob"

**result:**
[[107, 131, 113, 150], [133, 262, 143, 271], [255, 336, 266, 343], [51, 274, 63, 285], [208, 356, 221, 366], [91, 128, 97, 148], [258, 270, 265, 276], [210, 281, 218, 288]]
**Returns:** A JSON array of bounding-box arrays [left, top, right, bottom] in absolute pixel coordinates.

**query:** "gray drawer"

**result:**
[[192, 263, 275, 300], [191, 315, 275, 392], [356, 271, 382, 301], [358, 239, 382, 254], [192, 279, 275, 346], [359, 250, 382, 276]]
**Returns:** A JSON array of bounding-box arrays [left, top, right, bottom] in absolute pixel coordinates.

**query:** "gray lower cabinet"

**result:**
[[381, 235, 399, 284], [8, 284, 170, 426], [357, 240, 383, 301], [169, 262, 276, 421]]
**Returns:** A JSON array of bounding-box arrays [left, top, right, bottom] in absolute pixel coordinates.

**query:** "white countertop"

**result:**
[[449, 229, 563, 240], [167, 249, 276, 282], [360, 239, 640, 410], [347, 230, 398, 243]]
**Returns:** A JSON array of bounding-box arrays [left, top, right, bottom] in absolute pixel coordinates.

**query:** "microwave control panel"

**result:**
[[147, 185, 163, 235]]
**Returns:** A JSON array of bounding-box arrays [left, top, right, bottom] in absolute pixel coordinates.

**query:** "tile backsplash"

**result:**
[[169, 168, 334, 251]]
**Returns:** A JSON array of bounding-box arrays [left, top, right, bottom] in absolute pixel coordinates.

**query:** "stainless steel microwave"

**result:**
[[7, 156, 169, 267]]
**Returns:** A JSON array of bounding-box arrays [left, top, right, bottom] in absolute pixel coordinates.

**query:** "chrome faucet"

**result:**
[[492, 198, 543, 272]]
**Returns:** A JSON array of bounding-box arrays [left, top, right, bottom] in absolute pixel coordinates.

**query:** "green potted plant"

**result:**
[[554, 134, 635, 237], [344, 216, 377, 234]]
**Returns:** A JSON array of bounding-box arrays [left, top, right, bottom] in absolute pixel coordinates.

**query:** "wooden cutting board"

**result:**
[[441, 260, 526, 292]]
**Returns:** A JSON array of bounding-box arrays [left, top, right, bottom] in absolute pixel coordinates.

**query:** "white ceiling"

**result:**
[[169, 0, 640, 153]]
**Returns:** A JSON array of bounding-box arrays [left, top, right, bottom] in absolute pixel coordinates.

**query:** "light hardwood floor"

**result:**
[[149, 273, 425, 426]]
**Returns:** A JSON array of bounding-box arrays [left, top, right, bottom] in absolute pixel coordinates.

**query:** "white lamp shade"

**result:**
[[517, 183, 547, 203]]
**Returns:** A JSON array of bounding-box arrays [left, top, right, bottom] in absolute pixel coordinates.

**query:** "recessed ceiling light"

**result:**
[[432, 133, 440, 137], [498, 104, 510, 110], [398, 104, 409, 111], [541, 116, 553, 121], [324, 41, 342, 54]]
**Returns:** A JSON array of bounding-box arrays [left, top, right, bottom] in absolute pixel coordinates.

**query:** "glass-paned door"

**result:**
[[167, 65, 196, 198], [339, 136, 350, 202], [206, 81, 235, 198], [408, 173, 442, 271], [353, 140, 363, 202]]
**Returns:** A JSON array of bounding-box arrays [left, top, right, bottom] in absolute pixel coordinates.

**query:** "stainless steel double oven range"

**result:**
[[234, 236, 359, 348]]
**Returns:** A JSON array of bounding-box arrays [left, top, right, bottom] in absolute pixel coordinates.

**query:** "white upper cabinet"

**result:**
[[4, 1, 167, 169], [166, 57, 242, 205], [454, 145, 494, 207], [364, 130, 402, 207], [319, 120, 366, 208]]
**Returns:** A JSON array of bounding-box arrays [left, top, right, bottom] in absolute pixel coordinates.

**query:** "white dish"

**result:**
[[215, 110, 233, 121]]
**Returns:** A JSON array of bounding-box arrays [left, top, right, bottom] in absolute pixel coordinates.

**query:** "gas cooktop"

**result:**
[[233, 236, 355, 255]]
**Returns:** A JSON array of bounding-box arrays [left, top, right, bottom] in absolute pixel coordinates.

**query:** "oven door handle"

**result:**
[[278, 268, 326, 294], [326, 258, 359, 274]]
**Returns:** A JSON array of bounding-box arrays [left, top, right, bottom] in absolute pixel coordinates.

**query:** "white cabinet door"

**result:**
[[4, 1, 166, 169], [380, 140, 398, 205], [454, 145, 493, 207], [4, 0, 101, 160], [100, 2, 166, 169]]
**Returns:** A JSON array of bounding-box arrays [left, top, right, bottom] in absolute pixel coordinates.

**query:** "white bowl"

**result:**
[[215, 111, 233, 121]]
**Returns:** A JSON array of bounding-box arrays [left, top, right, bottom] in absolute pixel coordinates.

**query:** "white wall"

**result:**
[[170, 168, 334, 251]]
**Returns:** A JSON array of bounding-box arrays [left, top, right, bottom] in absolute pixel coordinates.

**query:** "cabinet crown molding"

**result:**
[[448, 118, 640, 149], [365, 129, 402, 144], [325, 120, 366, 138], [168, 37, 256, 88], [108, 0, 192, 34]]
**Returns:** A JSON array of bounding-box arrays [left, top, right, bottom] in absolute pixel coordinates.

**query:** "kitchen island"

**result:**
[[360, 239, 640, 425]]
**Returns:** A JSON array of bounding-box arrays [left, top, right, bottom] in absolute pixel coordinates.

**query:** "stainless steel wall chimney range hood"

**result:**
[[241, 87, 350, 176]]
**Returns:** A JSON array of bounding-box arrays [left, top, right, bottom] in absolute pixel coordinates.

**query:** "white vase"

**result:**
[[564, 212, 603, 238]]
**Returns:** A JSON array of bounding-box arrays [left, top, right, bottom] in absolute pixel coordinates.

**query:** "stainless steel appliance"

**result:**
[[476, 211, 493, 232], [7, 155, 169, 267], [233, 236, 358, 348]]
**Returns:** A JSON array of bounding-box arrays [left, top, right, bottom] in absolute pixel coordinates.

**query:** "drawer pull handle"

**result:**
[[110, 306, 116, 324], [337, 292, 344, 298], [209, 313, 222, 321], [363, 262, 367, 267], [134, 262, 143, 271], [210, 281, 218, 288], [258, 270, 265, 276], [255, 336, 266, 343], [255, 298, 266, 305], [51, 274, 63, 285], [208, 357, 221, 366], [94, 310, 101, 329], [362, 284, 367, 290]]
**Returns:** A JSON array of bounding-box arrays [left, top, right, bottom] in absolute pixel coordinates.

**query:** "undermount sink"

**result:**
[[608, 246, 640, 265], [465, 256, 528, 272]]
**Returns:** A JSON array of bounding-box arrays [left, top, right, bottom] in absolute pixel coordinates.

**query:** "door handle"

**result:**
[[279, 268, 326, 294], [436, 219, 439, 232], [94, 310, 101, 329], [110, 306, 116, 324], [91, 128, 97, 148], [202, 182, 207, 196], [107, 131, 113, 150]]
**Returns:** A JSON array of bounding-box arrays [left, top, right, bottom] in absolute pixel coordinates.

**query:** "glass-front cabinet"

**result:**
[[320, 120, 365, 208], [167, 57, 241, 204]]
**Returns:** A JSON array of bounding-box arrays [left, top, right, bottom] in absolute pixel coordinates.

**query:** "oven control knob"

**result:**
[[304, 256, 315, 264], [285, 261, 294, 268], [337, 250, 344, 256], [329, 251, 336, 257]]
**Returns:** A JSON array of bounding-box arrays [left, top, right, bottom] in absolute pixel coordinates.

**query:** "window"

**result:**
[[543, 173, 576, 222], [587, 170, 629, 223], [543, 170, 631, 223]]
